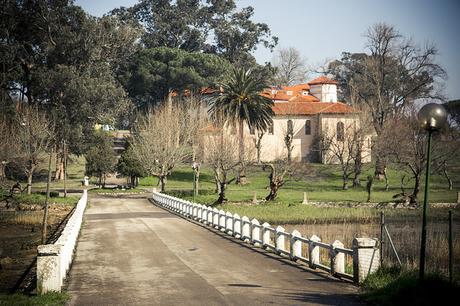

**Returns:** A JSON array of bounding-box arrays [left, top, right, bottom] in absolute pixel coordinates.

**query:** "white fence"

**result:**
[[153, 191, 380, 284], [37, 190, 88, 294]]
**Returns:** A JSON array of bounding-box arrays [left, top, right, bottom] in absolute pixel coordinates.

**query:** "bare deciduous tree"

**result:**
[[378, 113, 458, 205], [272, 47, 309, 86], [13, 106, 52, 194], [320, 121, 367, 190], [252, 129, 265, 164], [262, 161, 292, 201], [132, 98, 204, 192]]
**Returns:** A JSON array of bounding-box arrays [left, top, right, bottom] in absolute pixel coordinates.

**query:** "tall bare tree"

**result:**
[[320, 120, 366, 190], [132, 98, 204, 192], [272, 47, 308, 86], [328, 23, 446, 178], [13, 106, 52, 194]]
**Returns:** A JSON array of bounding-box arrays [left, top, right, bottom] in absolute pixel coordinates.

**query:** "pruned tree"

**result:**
[[320, 121, 365, 190], [205, 135, 240, 205], [252, 129, 265, 164], [13, 106, 53, 194], [379, 112, 458, 205], [132, 98, 204, 192], [272, 47, 308, 86], [262, 161, 292, 201]]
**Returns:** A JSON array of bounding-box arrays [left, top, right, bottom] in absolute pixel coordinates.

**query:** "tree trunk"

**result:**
[[410, 174, 421, 206], [443, 168, 453, 191], [0, 163, 5, 181], [216, 182, 227, 204], [159, 175, 166, 192], [265, 183, 279, 201], [27, 173, 33, 194], [342, 175, 349, 190], [194, 168, 200, 196], [237, 120, 247, 185], [353, 148, 362, 187]]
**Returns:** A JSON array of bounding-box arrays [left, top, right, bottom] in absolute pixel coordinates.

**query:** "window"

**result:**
[[305, 120, 311, 135], [268, 120, 274, 135], [337, 122, 344, 141], [287, 120, 293, 135]]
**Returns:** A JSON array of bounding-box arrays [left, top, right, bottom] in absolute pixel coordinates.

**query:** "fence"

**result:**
[[37, 190, 88, 294], [153, 191, 380, 284]]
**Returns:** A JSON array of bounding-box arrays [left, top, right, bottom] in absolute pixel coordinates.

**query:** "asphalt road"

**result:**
[[66, 194, 363, 306]]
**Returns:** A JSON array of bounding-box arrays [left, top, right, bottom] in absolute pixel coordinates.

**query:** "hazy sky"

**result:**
[[76, 0, 460, 100]]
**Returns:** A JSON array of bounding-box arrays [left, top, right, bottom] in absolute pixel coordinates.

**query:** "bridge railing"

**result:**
[[37, 190, 88, 294], [152, 191, 380, 284]]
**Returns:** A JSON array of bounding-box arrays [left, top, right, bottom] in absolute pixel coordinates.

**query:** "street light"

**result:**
[[192, 162, 199, 202], [417, 103, 447, 281]]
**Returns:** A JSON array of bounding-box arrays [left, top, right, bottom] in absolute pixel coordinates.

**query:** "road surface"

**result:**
[[66, 194, 362, 305]]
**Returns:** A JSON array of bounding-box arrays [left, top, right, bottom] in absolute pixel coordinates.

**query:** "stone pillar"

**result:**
[[251, 219, 261, 246], [302, 192, 308, 205], [331, 240, 345, 275], [352, 238, 380, 283], [37, 244, 61, 294], [225, 212, 233, 234], [290, 230, 302, 260], [308, 235, 321, 268], [233, 213, 241, 238], [241, 216, 251, 242], [275, 226, 286, 254], [262, 222, 271, 247], [252, 191, 257, 204]]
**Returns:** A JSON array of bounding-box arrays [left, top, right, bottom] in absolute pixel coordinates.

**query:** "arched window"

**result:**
[[287, 120, 293, 135], [268, 119, 274, 135], [305, 120, 311, 135], [337, 122, 344, 141]]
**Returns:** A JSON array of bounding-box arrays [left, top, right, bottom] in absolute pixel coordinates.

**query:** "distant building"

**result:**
[[202, 76, 373, 164]]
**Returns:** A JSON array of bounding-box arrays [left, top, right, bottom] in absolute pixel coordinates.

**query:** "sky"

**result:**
[[75, 0, 460, 100]]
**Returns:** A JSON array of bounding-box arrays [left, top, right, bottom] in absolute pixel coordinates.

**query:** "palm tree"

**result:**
[[209, 67, 274, 184]]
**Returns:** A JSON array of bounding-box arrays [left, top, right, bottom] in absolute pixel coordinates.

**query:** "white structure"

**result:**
[[37, 190, 88, 294]]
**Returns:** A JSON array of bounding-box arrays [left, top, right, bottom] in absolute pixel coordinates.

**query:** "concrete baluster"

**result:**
[[241, 216, 250, 242], [251, 219, 261, 246], [331, 240, 345, 276], [262, 222, 271, 248], [309, 235, 321, 268], [212, 208, 219, 228], [275, 226, 286, 254], [233, 213, 241, 238], [219, 210, 226, 231], [290, 230, 302, 261], [225, 212, 233, 234]]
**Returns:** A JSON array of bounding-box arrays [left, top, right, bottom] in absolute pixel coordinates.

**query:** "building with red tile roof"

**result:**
[[201, 76, 372, 163]]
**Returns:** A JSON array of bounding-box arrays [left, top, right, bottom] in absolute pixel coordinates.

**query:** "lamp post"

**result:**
[[417, 103, 447, 280], [192, 162, 198, 202]]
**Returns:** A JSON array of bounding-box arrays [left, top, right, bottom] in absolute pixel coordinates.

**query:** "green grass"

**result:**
[[0, 292, 69, 306], [361, 267, 458, 305], [140, 163, 459, 205], [4, 192, 79, 206]]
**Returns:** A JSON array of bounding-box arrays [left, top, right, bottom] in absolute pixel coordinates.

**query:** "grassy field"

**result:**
[[0, 292, 69, 306], [140, 163, 460, 205]]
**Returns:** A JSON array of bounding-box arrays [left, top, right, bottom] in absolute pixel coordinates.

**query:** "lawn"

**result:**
[[140, 163, 460, 205]]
